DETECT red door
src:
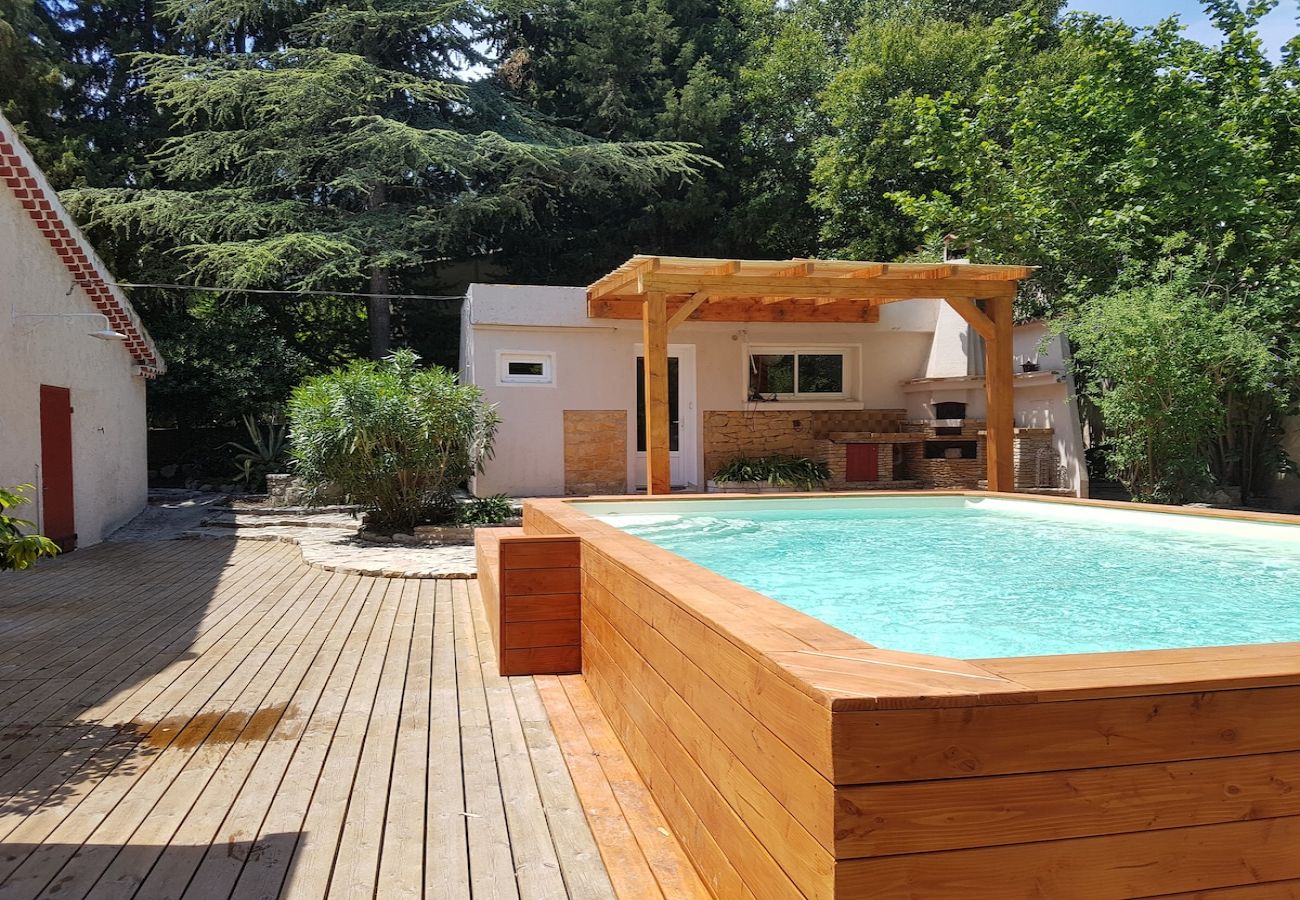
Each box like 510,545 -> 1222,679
845,443 -> 879,482
39,385 -> 76,551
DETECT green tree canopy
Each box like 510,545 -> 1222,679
65,0 -> 712,357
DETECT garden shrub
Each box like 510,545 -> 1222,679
288,350 -> 499,531
1,485 -> 60,571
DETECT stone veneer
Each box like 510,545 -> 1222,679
820,440 -> 900,489
702,409 -> 907,478
1012,427 -> 1060,489
899,420 -> 988,489
563,410 -> 628,496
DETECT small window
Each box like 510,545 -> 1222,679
748,348 -> 847,399
498,351 -> 554,385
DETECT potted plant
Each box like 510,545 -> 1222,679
1021,360 -> 1041,373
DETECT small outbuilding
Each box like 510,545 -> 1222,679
0,113 -> 164,549
461,256 -> 1087,499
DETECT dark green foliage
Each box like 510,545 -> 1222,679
458,494 -> 516,525
63,0 -> 710,358
893,4 -> 1300,499
496,0 -> 745,278
713,455 -> 831,490
147,300 -> 310,429
1,485 -> 60,571
288,350 -> 500,532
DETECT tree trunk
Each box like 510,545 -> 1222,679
367,183 -> 391,359
368,266 -> 391,359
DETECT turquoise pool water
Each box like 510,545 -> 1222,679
578,496 -> 1300,659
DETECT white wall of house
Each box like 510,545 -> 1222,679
1275,416 -> 1300,511
0,163 -> 149,546
463,283 -> 1086,497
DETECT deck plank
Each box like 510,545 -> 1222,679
0,540 -> 621,900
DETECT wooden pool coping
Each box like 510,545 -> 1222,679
524,490 -> 1300,712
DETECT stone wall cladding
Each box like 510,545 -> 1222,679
818,440 -> 897,489
563,410 -> 627,496
702,409 -> 906,479
1013,428 -> 1059,489
900,420 -> 987,489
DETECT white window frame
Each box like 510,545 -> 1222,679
745,345 -> 853,401
496,350 -> 556,387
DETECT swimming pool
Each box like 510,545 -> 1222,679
577,495 -> 1300,658
514,492 -> 1300,898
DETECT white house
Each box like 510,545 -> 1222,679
0,113 -> 163,549
460,280 -> 1087,498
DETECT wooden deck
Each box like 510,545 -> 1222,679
0,539 -> 616,900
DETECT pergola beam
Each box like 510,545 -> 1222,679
666,291 -> 710,331
642,293 -> 672,495
944,298 -> 996,341
590,297 -> 881,324
587,254 -> 1035,496
638,272 -> 1016,302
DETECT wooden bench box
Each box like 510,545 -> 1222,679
476,528 -> 581,676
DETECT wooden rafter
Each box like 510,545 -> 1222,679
944,298 -> 996,341
587,254 -> 1036,496
586,255 -> 1034,302
636,273 -> 1016,303
590,297 -> 881,324
666,291 -> 710,331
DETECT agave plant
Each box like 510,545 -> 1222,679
1,485 -> 60,571
225,415 -> 288,491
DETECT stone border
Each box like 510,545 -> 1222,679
182,519 -> 477,579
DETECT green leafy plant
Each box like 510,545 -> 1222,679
288,350 -> 500,532
1,485 -> 61,571
713,456 -> 830,490
224,415 -> 288,492
457,494 -> 516,526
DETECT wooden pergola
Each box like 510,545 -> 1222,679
586,254 -> 1037,495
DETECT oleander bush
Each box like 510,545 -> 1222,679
288,350 -> 500,532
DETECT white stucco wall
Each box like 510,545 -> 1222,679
463,284 -> 1088,498
910,305 -> 1086,495
0,179 -> 148,546
1274,416 -> 1300,511
464,284 -> 940,496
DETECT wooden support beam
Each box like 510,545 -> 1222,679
666,291 -> 709,331
890,264 -> 958,279
591,297 -> 880,323
983,294 -> 1015,492
588,255 -> 659,301
642,293 -> 671,496
944,298 -> 996,341
844,264 -> 888,278
770,261 -> 812,277
639,272 -> 1016,302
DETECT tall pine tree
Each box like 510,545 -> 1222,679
497,0 -> 750,280
66,0 -> 709,357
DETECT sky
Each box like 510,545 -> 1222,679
1064,0 -> 1298,58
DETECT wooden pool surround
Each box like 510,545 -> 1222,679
498,491 -> 1300,899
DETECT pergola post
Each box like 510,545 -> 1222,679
983,294 -> 1015,492
642,292 -> 671,495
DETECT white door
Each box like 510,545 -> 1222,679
633,344 -> 698,489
